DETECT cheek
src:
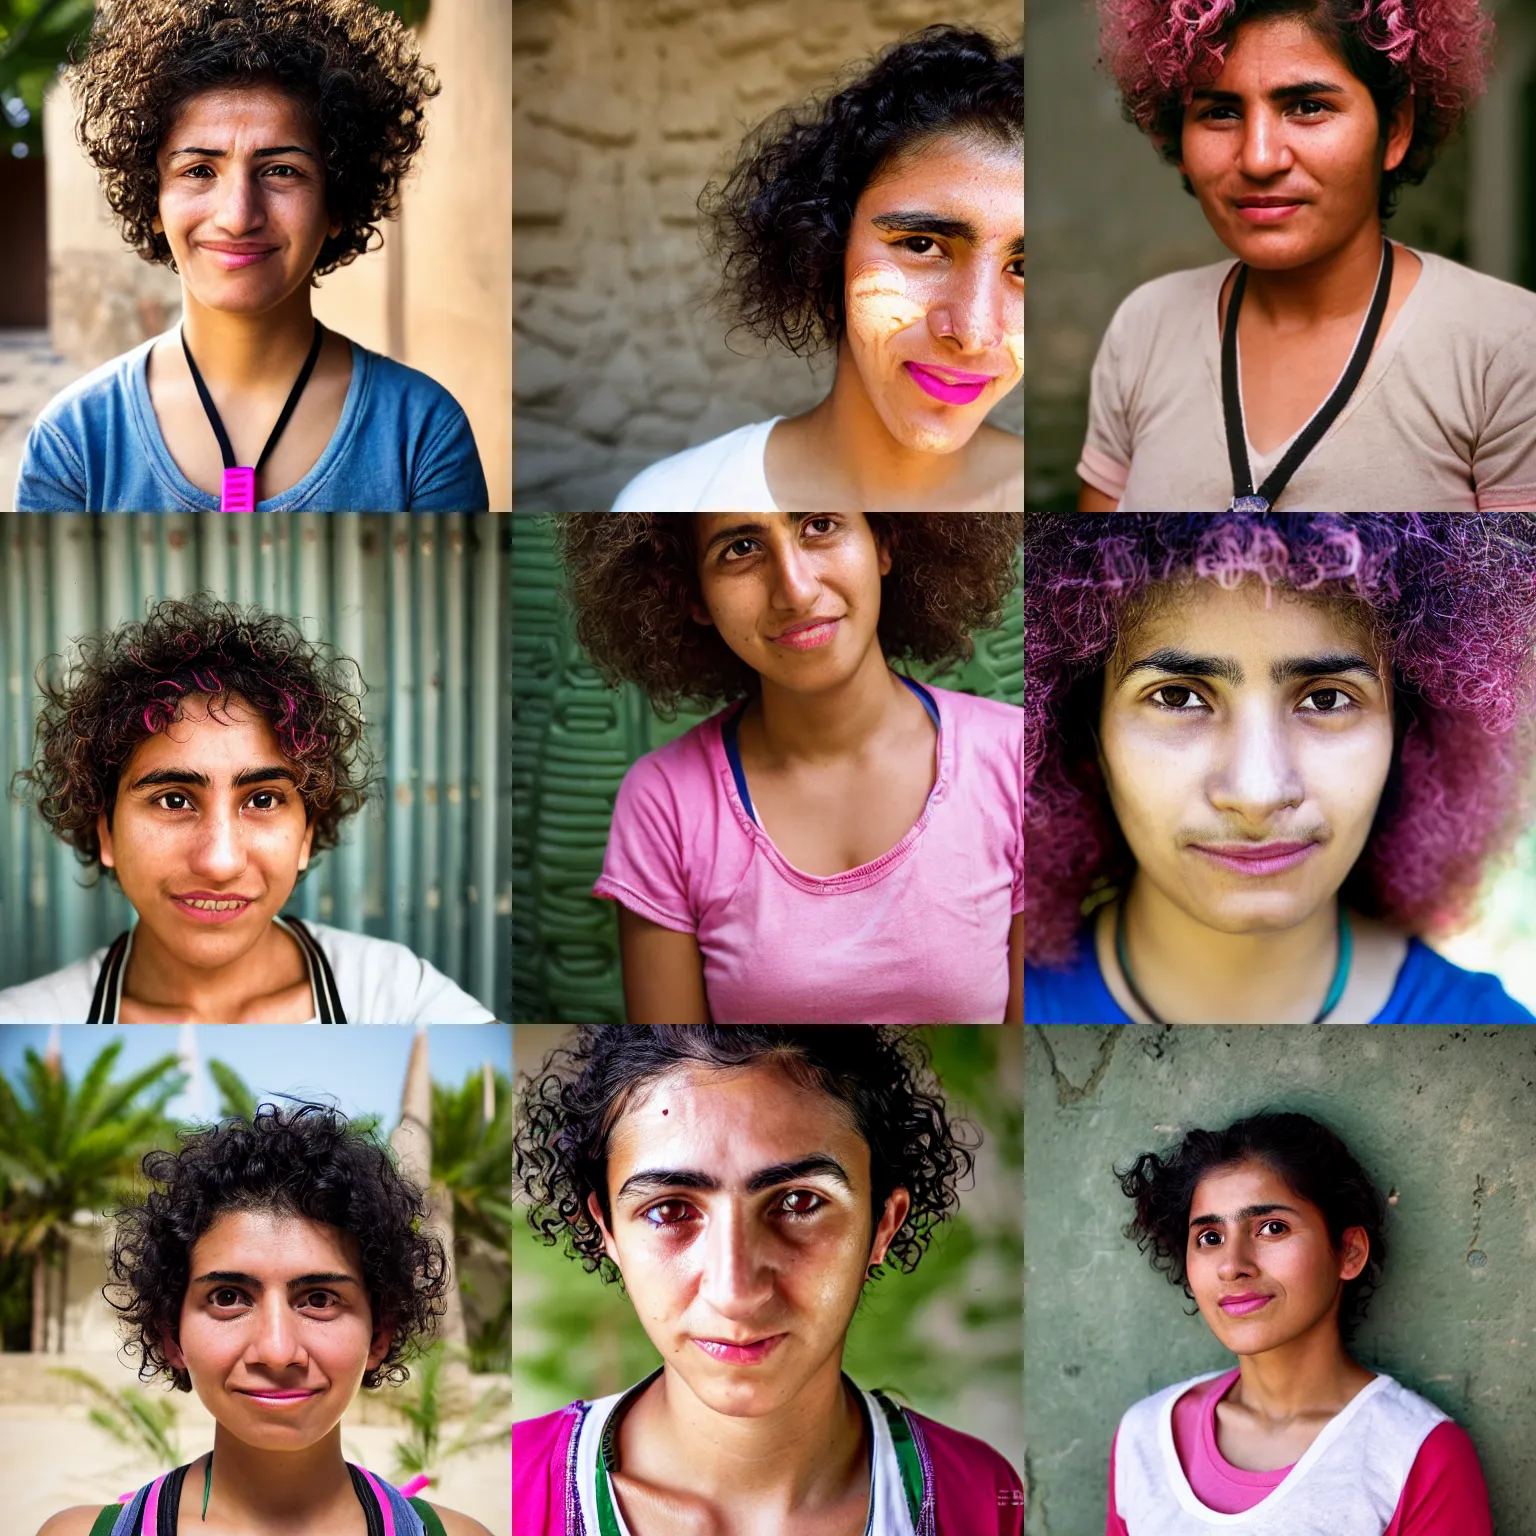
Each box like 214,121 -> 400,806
846,262 -> 926,350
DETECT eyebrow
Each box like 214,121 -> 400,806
192,1269 -> 360,1287
701,515 -> 815,555
1188,1203 -> 1300,1229
126,765 -> 300,793
1120,648 -> 1380,688
872,211 -> 1026,260
168,145 -> 319,161
615,1154 -> 853,1203
1189,80 -> 1346,106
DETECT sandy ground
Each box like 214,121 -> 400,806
0,329 -> 81,511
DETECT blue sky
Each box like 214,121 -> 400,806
0,1024 -> 510,1126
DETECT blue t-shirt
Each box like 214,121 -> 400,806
13,332 -> 489,511
1025,929 -> 1535,1024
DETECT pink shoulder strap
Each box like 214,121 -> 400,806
139,1472 -> 170,1534
514,1404 -> 584,1534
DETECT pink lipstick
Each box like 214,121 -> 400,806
1191,842 -> 1317,877
1218,1294 -> 1274,1317
238,1388 -> 321,1404
772,618 -> 840,650
903,362 -> 991,406
1233,199 -> 1303,226
202,246 -> 277,270
692,1333 -> 786,1365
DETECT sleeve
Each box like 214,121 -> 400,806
591,751 -> 698,933
14,414 -> 89,511
1077,301 -> 1135,503
1105,1428 -> 1131,1536
408,960 -> 498,1023
1383,1421 -> 1492,1536
1472,316 -> 1536,511
410,402 -> 491,511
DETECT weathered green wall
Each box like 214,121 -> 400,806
1024,1025 -> 1536,1535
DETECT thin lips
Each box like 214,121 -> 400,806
202,242 -> 278,253
238,1386 -> 319,1396
1219,1293 -> 1273,1306
174,891 -> 255,901
1194,841 -> 1315,858
909,362 -> 996,385
775,616 -> 840,638
1234,197 -> 1304,208
695,1333 -> 783,1347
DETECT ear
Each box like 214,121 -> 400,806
867,1185 -> 913,1270
1338,1225 -> 1370,1283
1383,95 -> 1414,176
296,819 -> 316,873
689,600 -> 715,628
97,810 -> 116,871
366,1323 -> 394,1374
152,214 -> 164,236
163,1330 -> 187,1372
587,1191 -> 622,1271
872,519 -> 894,580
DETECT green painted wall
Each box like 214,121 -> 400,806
511,517 -> 1023,1024
1024,1024 -> 1536,1535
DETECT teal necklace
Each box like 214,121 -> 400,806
1115,901 -> 1352,1025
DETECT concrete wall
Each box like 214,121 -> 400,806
512,0 -> 1025,512
1024,1024 -> 1536,1535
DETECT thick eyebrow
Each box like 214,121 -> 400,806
872,211 -> 1025,260
1190,80 -> 1346,106
168,145 -> 319,161
1120,648 -> 1379,688
701,515 -> 814,556
616,1155 -> 852,1203
1188,1202 -> 1300,1230
126,765 -> 299,793
192,1269 -> 361,1287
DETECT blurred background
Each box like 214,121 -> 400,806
1024,1024 -> 1536,1534
512,0 -> 1025,511
0,1020 -> 512,1533
0,512 -> 512,1018
511,1023 -> 1023,1474
0,0 -> 512,510
1024,0 -> 1536,508
510,515 -> 1023,1024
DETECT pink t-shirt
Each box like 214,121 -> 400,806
593,681 -> 1023,1024
1105,1368 -> 1492,1535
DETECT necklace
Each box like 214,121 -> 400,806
1114,900 -> 1352,1025
181,319 -> 325,513
1221,239 -> 1392,513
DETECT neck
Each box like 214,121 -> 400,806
1238,219 -> 1387,331
1119,875 -> 1341,1025
181,284 -> 317,391
197,1425 -> 360,1531
1229,1313 -> 1371,1425
125,917 -> 303,1023
753,645 -> 909,765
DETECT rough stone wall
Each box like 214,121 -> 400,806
513,0 -> 1025,512
1025,1025 -> 1536,1534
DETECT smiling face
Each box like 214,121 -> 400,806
1098,578 -> 1395,935
154,82 -> 341,313
591,1062 -> 910,1419
1186,1159 -> 1367,1356
166,1208 -> 389,1448
1177,15 -> 1412,268
841,133 -> 1025,454
97,693 -> 316,970
689,513 -> 892,692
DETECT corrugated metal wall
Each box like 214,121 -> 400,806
0,514 -> 511,1017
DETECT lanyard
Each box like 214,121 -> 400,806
181,319 -> 325,512
1221,239 -> 1393,513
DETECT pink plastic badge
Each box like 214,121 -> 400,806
221,466 -> 256,513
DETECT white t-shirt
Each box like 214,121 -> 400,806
0,918 -> 497,1023
611,418 -> 782,511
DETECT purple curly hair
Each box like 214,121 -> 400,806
1024,514 -> 1536,969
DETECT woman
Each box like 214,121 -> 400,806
35,1102 -> 490,1536
1106,1111 -> 1492,1532
15,0 -> 488,512
1078,0 -> 1536,511
610,25 -> 1023,513
556,512 -> 1024,1025
1023,513 -> 1536,1023
0,595 -> 496,1023
512,1026 -> 1023,1536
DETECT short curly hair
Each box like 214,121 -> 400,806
67,0 -> 440,277
13,593 -> 376,878
554,513 -> 1024,715
1024,514 -> 1536,969
701,24 -> 1023,357
107,1102 -> 449,1391
1117,1110 -> 1388,1339
514,1026 -> 979,1286
1099,0 -> 1492,218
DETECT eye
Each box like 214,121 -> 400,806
1290,98 -> 1331,117
1258,1219 -> 1289,1237
896,236 -> 939,256
804,516 -> 838,537
721,537 -> 760,563
248,789 -> 286,810
210,1286 -> 247,1308
300,1289 -> 340,1309
155,791 -> 193,811
1007,257 -> 1025,280
1148,684 -> 1209,712
641,1199 -> 696,1227
1194,1229 -> 1221,1247
1298,687 -> 1353,714
778,1189 -> 827,1219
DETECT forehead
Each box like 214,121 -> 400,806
119,694 -> 290,780
1188,1158 -> 1308,1216
161,83 -> 317,149
1214,14 -> 1356,85
861,135 -> 1024,229
188,1207 -> 361,1274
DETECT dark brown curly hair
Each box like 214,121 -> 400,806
554,513 -> 1024,715
67,0 -> 440,278
13,593 -> 376,879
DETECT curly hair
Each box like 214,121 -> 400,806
514,1026 -> 979,1286
554,513 -> 1024,715
1024,514 -> 1536,969
700,24 -> 1023,357
67,0 -> 440,277
1099,0 -> 1491,218
13,592 -> 376,877
107,1102 -> 449,1391
1117,1110 -> 1388,1339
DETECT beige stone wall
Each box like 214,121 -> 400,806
513,0 -> 1026,511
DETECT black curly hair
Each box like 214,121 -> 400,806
107,1102 -> 449,1391
13,592 -> 376,880
701,24 -> 1023,357
514,1026 -> 979,1286
67,0 -> 440,278
553,512 -> 1024,716
1117,1110 -> 1388,1340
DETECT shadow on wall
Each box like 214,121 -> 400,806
512,0 -> 1025,513
1023,1024 -> 1536,1534
510,517 -> 1022,1023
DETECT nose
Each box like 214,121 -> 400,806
1208,704 -> 1304,824
186,803 -> 250,882
697,1203 -> 776,1321
213,168 -> 267,237
768,532 -> 822,612
246,1295 -> 308,1373
927,262 -> 1010,357
1237,107 -> 1295,181
1217,1232 -> 1257,1281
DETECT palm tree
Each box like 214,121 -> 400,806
205,1059 -> 381,1138
47,1366 -> 181,1465
388,1341 -> 511,1487
0,1040 -> 184,1353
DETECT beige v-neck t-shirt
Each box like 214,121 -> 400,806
1078,250 -> 1536,511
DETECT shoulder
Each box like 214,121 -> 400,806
353,344 -> 475,425
1377,939 -> 1536,1024
1109,261 -> 1231,331
34,1507 -> 112,1536
419,1504 -> 495,1536
618,712 -> 731,797
0,952 -> 108,1023
28,342 -> 149,439
1023,923 -> 1129,1024
1117,1372 -> 1222,1436
1414,251 -> 1536,325
905,1407 -> 1022,1490
611,419 -> 779,511
926,683 -> 1022,735
296,921 -> 496,1023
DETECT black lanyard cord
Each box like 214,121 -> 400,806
1222,239 -> 1393,513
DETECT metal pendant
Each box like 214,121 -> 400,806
1227,495 -> 1270,513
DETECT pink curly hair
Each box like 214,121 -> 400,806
1024,514 -> 1536,969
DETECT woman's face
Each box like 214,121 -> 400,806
167,1208 -> 390,1448
690,513 -> 892,690
1185,1159 -> 1367,1355
1098,578 -> 1395,936
97,693 -> 316,970
1177,15 -> 1412,269
592,1062 -> 910,1420
841,134 -> 1025,454
154,83 -> 341,314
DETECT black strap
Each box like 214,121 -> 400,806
347,1464 -> 389,1536
181,320 -> 325,474
1221,240 -> 1393,512
157,1462 -> 191,1536
148,1461 -> 379,1534
86,931 -> 132,1023
283,916 -> 348,1023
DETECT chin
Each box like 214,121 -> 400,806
879,405 -> 980,456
